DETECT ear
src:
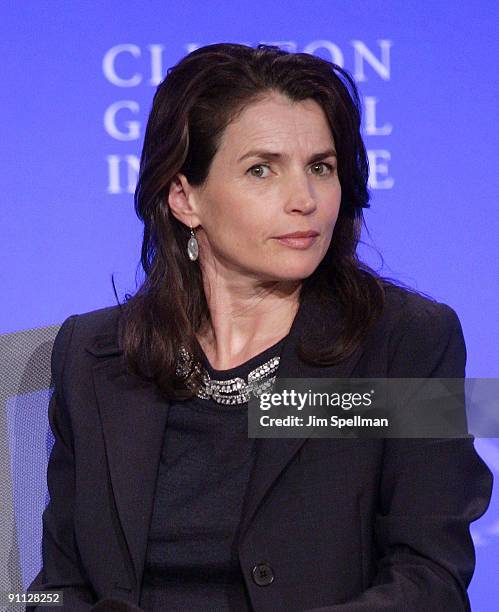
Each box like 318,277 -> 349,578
167,173 -> 201,228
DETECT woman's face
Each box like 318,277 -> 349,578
185,92 -> 342,284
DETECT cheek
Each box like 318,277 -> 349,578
201,196 -> 269,251
211,192 -> 269,232
329,206 -> 341,229
320,193 -> 341,229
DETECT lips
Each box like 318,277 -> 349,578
273,232 -> 319,250
274,230 -> 319,239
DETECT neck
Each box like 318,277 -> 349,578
196,277 -> 302,371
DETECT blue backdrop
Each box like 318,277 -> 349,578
2,1 -> 498,608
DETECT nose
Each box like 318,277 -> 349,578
284,173 -> 317,215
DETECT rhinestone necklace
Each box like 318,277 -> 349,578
176,346 -> 281,405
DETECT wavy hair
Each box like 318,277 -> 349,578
119,42 -> 397,399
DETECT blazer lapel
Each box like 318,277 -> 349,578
237,290 -> 367,543
88,335 -> 170,590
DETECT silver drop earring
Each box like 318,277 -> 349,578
187,222 -> 199,261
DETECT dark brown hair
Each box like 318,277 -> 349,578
119,42 -> 398,399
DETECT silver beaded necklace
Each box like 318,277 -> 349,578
176,346 -> 281,405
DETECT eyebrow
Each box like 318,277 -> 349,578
237,148 -> 337,164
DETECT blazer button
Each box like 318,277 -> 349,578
252,562 -> 274,586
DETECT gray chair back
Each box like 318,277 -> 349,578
0,324 -> 60,602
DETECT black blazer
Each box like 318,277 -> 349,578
27,284 -> 493,611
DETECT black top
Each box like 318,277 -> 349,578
140,335 -> 288,611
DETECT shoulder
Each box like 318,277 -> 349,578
67,304 -> 121,334
51,305 -> 122,383
54,304 -> 121,350
380,281 -> 462,332
375,282 -> 466,377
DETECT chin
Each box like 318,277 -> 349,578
266,261 -> 321,282
287,255 -> 322,275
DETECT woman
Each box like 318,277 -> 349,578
28,43 -> 492,611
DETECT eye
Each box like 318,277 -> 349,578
247,164 -> 271,178
310,162 -> 335,176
